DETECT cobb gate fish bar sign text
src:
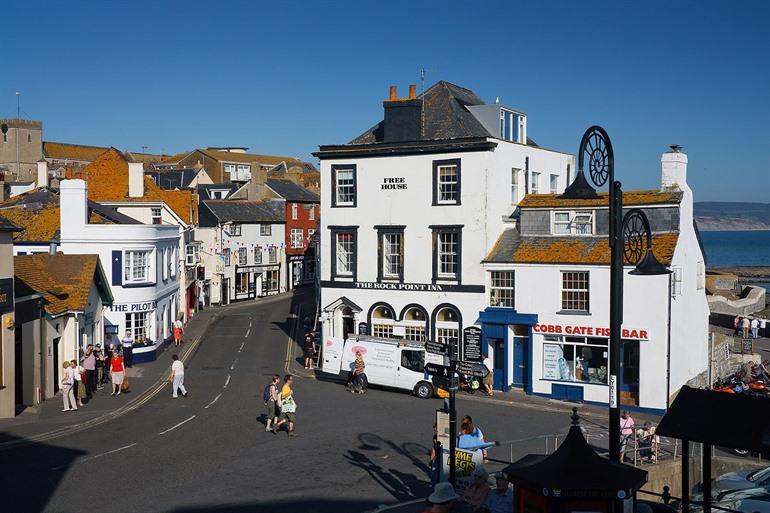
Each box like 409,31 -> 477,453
381,177 -> 407,190
532,323 -> 649,340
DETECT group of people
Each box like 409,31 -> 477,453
60,336 -> 131,411
263,374 -> 298,436
619,410 -> 658,463
733,315 -> 767,339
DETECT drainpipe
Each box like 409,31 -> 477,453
666,274 -> 672,409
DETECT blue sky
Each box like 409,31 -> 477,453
2,0 -> 768,202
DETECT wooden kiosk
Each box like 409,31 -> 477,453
504,408 -> 648,513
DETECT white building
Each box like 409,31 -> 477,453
315,81 -> 575,362
480,148 -> 708,411
59,179 -> 181,363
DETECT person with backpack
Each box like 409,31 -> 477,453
264,374 -> 280,432
273,375 -> 297,437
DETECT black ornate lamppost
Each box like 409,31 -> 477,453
562,126 -> 672,463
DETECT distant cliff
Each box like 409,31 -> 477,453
694,201 -> 770,231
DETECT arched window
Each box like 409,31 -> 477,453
371,305 -> 395,338
401,306 -> 427,342
434,306 -> 460,349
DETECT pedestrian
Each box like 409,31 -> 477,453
482,354 -> 494,396
751,318 -> 759,339
463,466 -> 491,507
61,361 -> 77,411
742,317 -> 751,339
169,354 -> 188,398
760,317 -> 767,338
102,344 -> 114,386
422,482 -> 459,513
83,344 -> 97,397
274,374 -> 297,436
264,374 -> 280,432
121,330 -> 134,368
485,473 -> 513,513
619,410 -> 635,462
351,351 -> 366,393
110,350 -> 125,396
303,335 -> 315,369
94,343 -> 106,389
734,315 -> 741,336
173,317 -> 184,347
429,423 -> 440,485
71,360 -> 86,407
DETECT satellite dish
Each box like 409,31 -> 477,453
1,124 -> 7,134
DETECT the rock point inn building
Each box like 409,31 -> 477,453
317,81 -> 709,411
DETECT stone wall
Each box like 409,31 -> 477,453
685,331 -> 759,389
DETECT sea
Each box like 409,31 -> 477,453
700,230 -> 770,290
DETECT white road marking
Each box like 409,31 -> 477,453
238,342 -> 244,353
50,443 -> 137,470
230,359 -> 237,370
159,415 -> 196,435
204,393 -> 222,409
245,328 -> 250,338
224,374 -> 231,388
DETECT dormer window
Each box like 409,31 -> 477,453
151,207 -> 162,225
553,211 -> 594,235
499,109 -> 526,143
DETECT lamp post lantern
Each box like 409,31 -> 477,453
562,126 -> 671,463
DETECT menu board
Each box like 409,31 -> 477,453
543,343 -> 562,380
462,326 -> 483,362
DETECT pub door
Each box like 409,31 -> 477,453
513,336 -> 529,388
489,338 -> 505,390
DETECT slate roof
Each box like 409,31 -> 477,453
82,148 -> 197,224
197,183 -> 240,199
0,214 -> 21,232
14,254 -> 113,315
44,141 -> 170,164
201,199 -> 285,224
266,179 -> 319,202
147,169 -> 199,190
198,149 -> 303,167
519,190 -> 683,209
0,187 -> 139,242
484,228 -> 679,266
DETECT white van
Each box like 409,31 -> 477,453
321,335 -> 438,399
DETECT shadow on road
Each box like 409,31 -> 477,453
0,433 -> 87,511
344,432 -> 432,503
168,498 -> 384,513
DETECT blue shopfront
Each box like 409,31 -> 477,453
478,308 -> 537,393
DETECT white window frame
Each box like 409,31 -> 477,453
185,244 -> 200,267
671,265 -> 683,297
511,168 -> 521,205
489,270 -> 515,307
382,232 -> 402,279
228,223 -> 242,236
123,249 -> 153,284
550,174 -> 559,194
437,231 -> 458,279
291,203 -> 298,220
308,205 -> 315,221
237,247 -> 247,266
335,169 -> 356,206
437,165 -> 458,204
151,207 -> 162,225
223,248 -> 231,267
170,246 -> 177,277
561,271 -> 590,313
236,164 -> 250,181
260,224 -> 272,236
268,246 -> 277,264
697,261 -> 705,290
372,324 -> 394,338
125,311 -> 151,344
335,233 -> 354,276
552,211 -> 595,236
162,248 -> 169,281
254,247 -> 263,264
403,325 -> 426,342
291,228 -> 304,249
224,163 -> 236,177
530,171 -> 540,194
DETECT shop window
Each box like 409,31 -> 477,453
404,325 -> 426,342
561,271 -> 589,312
263,270 -> 279,292
238,247 -> 247,265
372,324 -> 394,338
125,311 -> 150,344
123,249 -> 152,283
236,272 -> 249,294
489,271 -> 514,307
268,246 -> 277,264
542,335 -> 608,384
254,248 -> 263,264
372,305 -> 395,338
401,349 -> 424,372
433,159 -> 461,205
332,166 -> 356,207
260,224 -> 272,236
435,306 -> 460,350
401,307 -> 427,341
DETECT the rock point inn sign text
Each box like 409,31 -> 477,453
321,280 -> 484,293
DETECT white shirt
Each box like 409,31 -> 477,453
751,319 -> 759,329
73,366 -> 83,381
122,336 -> 134,347
760,319 -> 767,328
483,357 -> 492,371
63,367 -> 74,385
171,360 -> 184,376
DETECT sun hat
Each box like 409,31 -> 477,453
427,482 -> 459,504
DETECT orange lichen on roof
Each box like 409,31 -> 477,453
0,201 -> 118,242
518,190 -> 682,209
14,254 -> 101,315
508,233 -> 679,265
83,148 -> 197,223
43,141 -> 110,161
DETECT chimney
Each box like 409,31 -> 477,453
661,145 -> 688,190
37,160 -> 48,188
287,166 -> 303,185
248,167 -> 268,200
383,84 -> 422,142
0,181 -> 5,202
59,179 -> 88,238
128,162 -> 144,198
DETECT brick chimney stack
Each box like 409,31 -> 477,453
389,85 -> 398,101
408,84 -> 417,99
128,162 -> 144,198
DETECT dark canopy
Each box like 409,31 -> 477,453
656,386 -> 770,453
504,414 -> 648,499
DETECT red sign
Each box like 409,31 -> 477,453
532,323 -> 649,340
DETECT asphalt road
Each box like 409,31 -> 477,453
0,289 -> 586,513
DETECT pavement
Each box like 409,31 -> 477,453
0,288 -> 659,513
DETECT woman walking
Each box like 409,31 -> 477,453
110,350 -> 125,396
71,360 -> 86,407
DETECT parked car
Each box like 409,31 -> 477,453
713,466 -> 770,496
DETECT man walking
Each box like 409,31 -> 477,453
61,361 -> 77,411
742,317 -> 751,339
264,374 -> 280,432
751,318 -> 759,339
169,354 -> 188,398
122,330 -> 134,368
83,344 -> 97,397
274,374 -> 297,436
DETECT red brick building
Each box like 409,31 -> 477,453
265,179 -> 319,289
